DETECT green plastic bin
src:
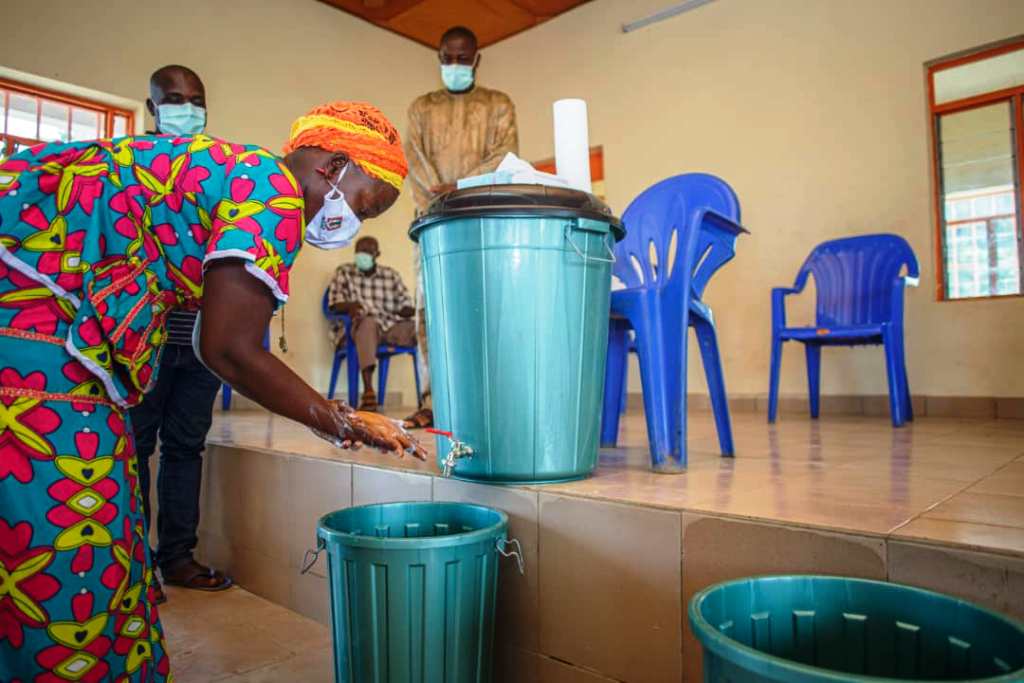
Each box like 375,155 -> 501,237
313,502 -> 520,683
410,185 -> 624,484
689,575 -> 1024,682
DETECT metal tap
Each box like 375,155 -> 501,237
427,429 -> 473,478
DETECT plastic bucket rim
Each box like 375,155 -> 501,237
687,574 -> 1024,683
316,501 -> 509,551
409,212 -> 625,243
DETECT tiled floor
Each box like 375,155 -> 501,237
207,408 -> 1024,555
159,586 -> 333,682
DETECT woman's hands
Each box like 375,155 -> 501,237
346,410 -> 428,460
323,401 -> 426,460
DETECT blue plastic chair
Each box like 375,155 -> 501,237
768,234 -> 919,427
221,327 -> 270,410
601,173 -> 748,472
322,290 -> 421,407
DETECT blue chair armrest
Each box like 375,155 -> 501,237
889,275 -> 918,326
771,286 -> 801,331
702,209 -> 750,239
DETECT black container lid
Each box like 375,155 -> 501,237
409,184 -> 623,240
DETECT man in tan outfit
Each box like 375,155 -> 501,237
404,25 -> 519,428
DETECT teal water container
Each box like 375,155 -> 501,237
410,185 -> 624,484
312,502 -> 522,683
689,575 -> 1024,682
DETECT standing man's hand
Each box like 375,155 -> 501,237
429,182 -> 457,196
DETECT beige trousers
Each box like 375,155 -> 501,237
351,316 -> 416,372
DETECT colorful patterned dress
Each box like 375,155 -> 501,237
0,134 -> 304,682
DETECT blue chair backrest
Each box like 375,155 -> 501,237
322,288 -> 351,334
794,234 -> 919,327
615,173 -> 742,300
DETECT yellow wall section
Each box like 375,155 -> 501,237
2,0 -> 1022,400
482,0 -> 1024,398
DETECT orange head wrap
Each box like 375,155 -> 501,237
284,101 -> 408,192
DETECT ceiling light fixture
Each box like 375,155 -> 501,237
622,0 -> 717,33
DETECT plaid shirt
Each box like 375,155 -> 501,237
327,263 -> 413,344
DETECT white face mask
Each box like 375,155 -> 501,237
305,164 -> 362,250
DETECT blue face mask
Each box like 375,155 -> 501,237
157,103 -> 206,136
441,64 -> 474,92
354,252 -> 375,272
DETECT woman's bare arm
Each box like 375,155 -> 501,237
199,259 -> 424,457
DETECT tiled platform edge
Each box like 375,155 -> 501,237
196,445 -> 1024,683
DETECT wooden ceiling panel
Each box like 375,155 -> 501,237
318,0 -> 591,48
509,0 -> 588,20
386,0 -> 534,48
322,0 -> 423,21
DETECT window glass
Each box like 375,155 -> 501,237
70,107 -> 100,141
7,93 -> 37,138
938,101 -> 1020,298
39,99 -> 69,142
934,47 -> 1024,105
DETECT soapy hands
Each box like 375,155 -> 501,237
309,401 -> 427,460
345,409 -> 428,460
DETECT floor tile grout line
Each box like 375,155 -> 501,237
533,488 -> 542,659
884,473 -> 986,538
894,516 -> 1024,533
679,508 -> 686,679
884,535 -> 1024,562
528,487 -> 900,539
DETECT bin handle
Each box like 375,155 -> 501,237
496,537 -> 525,575
564,225 -> 616,264
304,538 -> 522,575
300,539 -> 325,575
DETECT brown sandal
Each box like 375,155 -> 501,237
161,558 -> 233,592
402,408 -> 433,429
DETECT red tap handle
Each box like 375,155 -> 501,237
426,428 -> 453,438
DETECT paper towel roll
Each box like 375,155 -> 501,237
553,99 -> 592,193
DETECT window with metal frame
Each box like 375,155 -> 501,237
928,37 -> 1024,301
0,78 -> 134,158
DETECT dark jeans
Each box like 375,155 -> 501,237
129,343 -> 220,570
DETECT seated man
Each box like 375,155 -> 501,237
329,236 -> 416,411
